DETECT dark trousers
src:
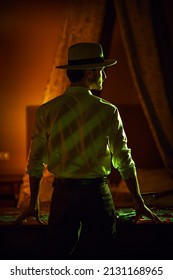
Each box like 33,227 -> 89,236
48,177 -> 116,259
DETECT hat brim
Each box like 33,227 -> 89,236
56,59 -> 117,70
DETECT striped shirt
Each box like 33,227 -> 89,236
27,86 -> 136,179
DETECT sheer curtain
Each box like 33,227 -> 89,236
114,0 -> 173,175
18,0 -> 106,207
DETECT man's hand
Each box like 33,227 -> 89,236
14,206 -> 43,225
124,176 -> 162,224
133,203 -> 162,224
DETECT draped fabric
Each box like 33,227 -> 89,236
18,0 -> 106,207
42,0 -> 106,103
114,0 -> 173,174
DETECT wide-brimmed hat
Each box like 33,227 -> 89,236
56,42 -> 117,70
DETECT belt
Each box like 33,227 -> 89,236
53,176 -> 107,186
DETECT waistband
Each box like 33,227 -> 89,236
53,176 -> 107,187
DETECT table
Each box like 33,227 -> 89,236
0,206 -> 172,260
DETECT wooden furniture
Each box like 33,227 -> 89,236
0,174 -> 23,207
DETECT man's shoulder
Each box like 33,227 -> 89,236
93,95 -> 117,112
37,94 -> 65,112
42,94 -> 64,106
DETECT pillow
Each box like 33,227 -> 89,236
113,168 -> 173,194
137,168 -> 173,193
111,168 -> 173,207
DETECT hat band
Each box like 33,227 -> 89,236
68,57 -> 104,66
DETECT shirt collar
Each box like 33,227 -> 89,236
64,86 -> 93,96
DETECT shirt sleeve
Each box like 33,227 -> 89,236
108,107 -> 136,180
27,106 -> 48,178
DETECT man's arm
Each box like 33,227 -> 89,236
29,176 -> 41,209
15,176 -> 43,224
110,108 -> 162,223
125,176 -> 144,206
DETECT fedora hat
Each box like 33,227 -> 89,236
56,42 -> 117,70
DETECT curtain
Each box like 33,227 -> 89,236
17,0 -> 106,207
114,0 -> 173,175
